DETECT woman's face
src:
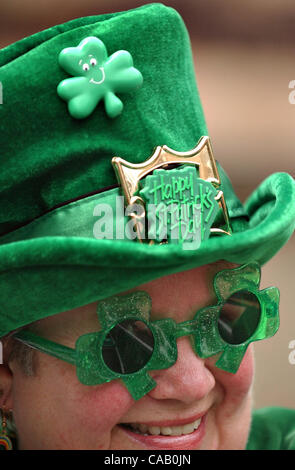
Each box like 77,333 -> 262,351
6,262 -> 254,450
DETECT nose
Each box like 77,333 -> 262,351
148,336 -> 215,404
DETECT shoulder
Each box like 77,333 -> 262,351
246,407 -> 295,450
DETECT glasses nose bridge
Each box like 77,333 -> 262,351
174,318 -> 199,339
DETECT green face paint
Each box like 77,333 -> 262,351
14,263 -> 279,400
57,36 -> 143,119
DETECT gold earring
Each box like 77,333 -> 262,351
0,407 -> 13,450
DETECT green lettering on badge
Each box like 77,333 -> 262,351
139,166 -> 219,247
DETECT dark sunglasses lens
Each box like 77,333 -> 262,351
102,319 -> 155,374
218,290 -> 261,345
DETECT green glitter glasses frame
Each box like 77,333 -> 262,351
13,263 -> 280,400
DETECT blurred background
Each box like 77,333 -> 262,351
1,0 -> 294,409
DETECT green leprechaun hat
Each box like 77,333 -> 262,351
0,3 -> 294,337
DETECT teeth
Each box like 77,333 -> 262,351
125,418 -> 201,436
161,427 -> 172,436
139,424 -> 148,434
149,426 -> 161,436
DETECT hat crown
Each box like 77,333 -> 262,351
0,3 -> 207,236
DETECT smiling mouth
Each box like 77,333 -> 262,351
120,417 -> 202,436
89,67 -> 105,85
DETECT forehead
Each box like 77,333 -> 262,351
34,261 -> 235,336
128,261 -> 235,323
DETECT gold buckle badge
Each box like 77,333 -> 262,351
112,136 -> 231,245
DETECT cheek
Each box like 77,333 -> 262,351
17,355 -> 136,449
43,354 -> 135,430
206,346 -> 255,406
204,346 -> 254,449
71,380 -> 134,433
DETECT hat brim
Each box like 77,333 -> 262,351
0,172 -> 294,337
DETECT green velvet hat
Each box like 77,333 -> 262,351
0,3 -> 294,337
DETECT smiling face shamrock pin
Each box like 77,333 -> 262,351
57,37 -> 143,119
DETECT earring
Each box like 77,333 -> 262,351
0,407 -> 13,450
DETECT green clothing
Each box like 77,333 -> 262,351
247,407 -> 295,450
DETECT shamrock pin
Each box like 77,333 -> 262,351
57,36 -> 143,119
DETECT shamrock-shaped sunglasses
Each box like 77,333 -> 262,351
13,263 -> 279,400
